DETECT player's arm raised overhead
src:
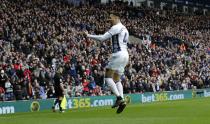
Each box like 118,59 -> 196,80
85,31 -> 112,42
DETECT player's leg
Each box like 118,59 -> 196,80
113,73 -> 124,99
105,68 -> 121,97
105,53 -> 122,98
113,69 -> 126,114
106,52 -> 128,113
111,72 -> 124,108
115,52 -> 129,113
52,97 -> 59,112
58,96 -> 64,113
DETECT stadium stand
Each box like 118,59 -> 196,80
0,0 -> 209,101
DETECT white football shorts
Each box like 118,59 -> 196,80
106,51 -> 129,75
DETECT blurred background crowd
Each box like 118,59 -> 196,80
0,0 -> 209,101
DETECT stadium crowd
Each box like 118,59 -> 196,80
0,0 -> 209,101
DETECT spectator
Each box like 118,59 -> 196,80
0,70 -> 8,91
4,79 -> 14,101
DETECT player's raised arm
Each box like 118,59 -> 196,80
85,31 -> 112,42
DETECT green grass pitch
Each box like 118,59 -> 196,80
1,97 -> 210,124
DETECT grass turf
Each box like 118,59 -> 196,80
0,97 -> 210,124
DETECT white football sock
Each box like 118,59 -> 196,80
116,81 -> 124,99
105,78 -> 120,96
